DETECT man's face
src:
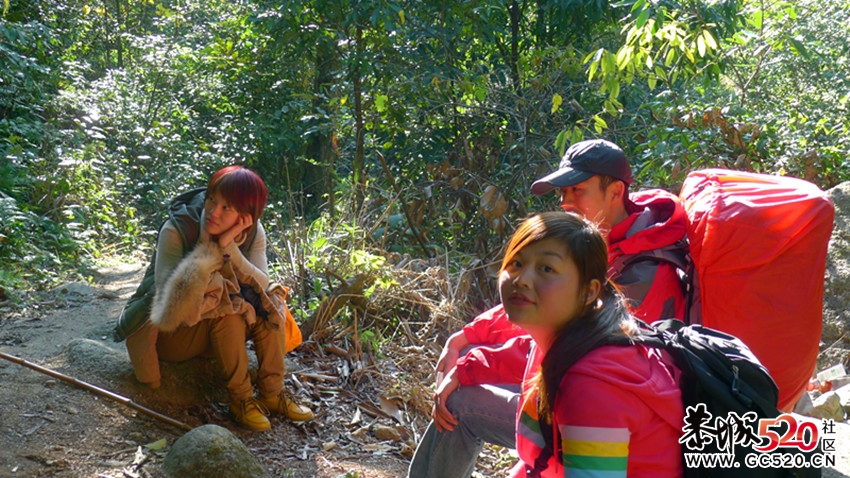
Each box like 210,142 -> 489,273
558,175 -> 619,227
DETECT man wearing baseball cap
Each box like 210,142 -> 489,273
408,139 -> 689,478
531,139 -> 633,231
531,138 -> 688,321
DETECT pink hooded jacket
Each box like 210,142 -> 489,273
512,344 -> 684,477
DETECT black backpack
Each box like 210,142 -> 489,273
611,319 -> 820,478
530,319 -> 820,478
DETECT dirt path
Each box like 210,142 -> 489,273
0,261 -> 419,478
1,261 -> 849,478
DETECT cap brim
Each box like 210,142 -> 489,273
531,168 -> 595,195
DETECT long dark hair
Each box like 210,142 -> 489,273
500,212 -> 635,424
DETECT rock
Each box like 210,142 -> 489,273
794,391 -> 814,416
64,338 -> 133,380
836,383 -> 850,416
58,282 -> 94,296
63,338 -> 224,408
821,183 -> 850,371
163,424 -> 270,478
809,391 -> 847,422
818,350 -> 850,379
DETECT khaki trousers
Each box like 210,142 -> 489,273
156,315 -> 285,401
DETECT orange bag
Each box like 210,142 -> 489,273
282,297 -> 303,354
680,169 -> 834,411
267,284 -> 303,353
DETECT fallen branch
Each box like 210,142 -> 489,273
298,372 -> 339,382
0,351 -> 192,432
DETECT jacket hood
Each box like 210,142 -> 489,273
611,189 -> 688,257
565,344 -> 684,433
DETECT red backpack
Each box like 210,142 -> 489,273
679,169 -> 834,411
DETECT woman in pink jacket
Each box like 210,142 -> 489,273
499,211 -> 684,477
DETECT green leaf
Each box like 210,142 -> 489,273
606,77 -> 620,100
588,60 -> 599,82
144,439 -> 167,451
785,6 -> 797,20
747,10 -> 763,29
585,49 -> 604,81
602,51 -> 617,74
554,129 -> 569,156
665,48 -> 676,67
593,115 -> 608,133
786,35 -> 810,59
570,127 -> 584,145
616,45 -> 633,70
630,0 -> 646,15
375,94 -> 389,113
551,93 -> 563,114
702,30 -> 717,50
474,86 -> 486,102
636,6 -> 651,29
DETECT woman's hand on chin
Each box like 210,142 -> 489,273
217,213 -> 252,248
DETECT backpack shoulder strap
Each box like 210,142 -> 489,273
603,318 -> 680,349
167,187 -> 206,255
609,241 -> 701,325
609,239 -> 691,280
115,188 -> 205,341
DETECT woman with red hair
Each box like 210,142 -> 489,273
117,165 -> 311,431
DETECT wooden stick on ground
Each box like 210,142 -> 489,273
0,351 -> 192,432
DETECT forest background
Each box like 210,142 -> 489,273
2,0 -> 849,347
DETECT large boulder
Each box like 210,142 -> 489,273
163,424 -> 270,478
821,182 -> 850,371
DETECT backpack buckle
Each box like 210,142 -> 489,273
730,364 -> 755,408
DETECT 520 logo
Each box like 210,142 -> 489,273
753,414 -> 821,452
680,403 -> 837,469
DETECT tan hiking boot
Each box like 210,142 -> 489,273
230,397 -> 271,431
258,392 -> 314,422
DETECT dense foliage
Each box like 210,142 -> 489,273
2,0 -> 848,320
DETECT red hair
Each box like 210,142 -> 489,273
206,166 -> 268,222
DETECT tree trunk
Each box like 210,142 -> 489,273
114,0 -> 124,67
508,0 -> 521,94
304,37 -> 337,214
352,21 -> 365,212
534,0 -> 548,46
